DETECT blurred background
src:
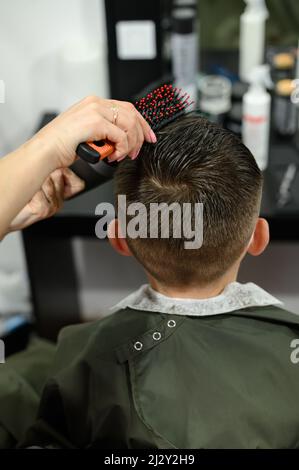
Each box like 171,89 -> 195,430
0,0 -> 299,345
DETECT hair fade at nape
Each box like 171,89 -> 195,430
115,115 -> 263,287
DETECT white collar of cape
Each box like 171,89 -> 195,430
111,282 -> 283,317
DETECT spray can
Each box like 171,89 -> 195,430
242,65 -> 272,171
171,7 -> 198,107
239,0 -> 269,83
274,79 -> 298,138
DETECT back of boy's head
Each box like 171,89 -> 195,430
115,115 -> 263,287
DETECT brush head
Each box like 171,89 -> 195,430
135,84 -> 194,131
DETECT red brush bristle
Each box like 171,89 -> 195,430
135,84 -> 194,131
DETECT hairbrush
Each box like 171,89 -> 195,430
76,84 -> 193,164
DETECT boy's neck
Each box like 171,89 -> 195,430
147,265 -> 239,300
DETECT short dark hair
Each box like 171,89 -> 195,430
115,115 -> 263,287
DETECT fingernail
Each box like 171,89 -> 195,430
129,150 -> 137,160
149,130 -> 157,144
117,155 -> 126,162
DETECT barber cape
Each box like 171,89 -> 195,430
14,283 -> 299,448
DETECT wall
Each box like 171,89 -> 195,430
0,0 -> 108,316
0,0 -> 107,156
0,0 -> 298,320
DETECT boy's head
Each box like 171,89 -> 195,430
110,115 -> 268,288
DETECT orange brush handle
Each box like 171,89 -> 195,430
76,140 -> 115,164
87,141 -> 115,160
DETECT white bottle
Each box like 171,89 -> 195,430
242,65 -> 272,171
239,0 -> 269,83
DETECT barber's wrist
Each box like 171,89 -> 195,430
23,134 -> 60,173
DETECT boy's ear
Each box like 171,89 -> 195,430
108,219 -> 132,257
247,218 -> 270,257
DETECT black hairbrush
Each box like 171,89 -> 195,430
76,84 -> 193,164
135,84 -> 194,132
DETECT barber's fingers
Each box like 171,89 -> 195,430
78,97 -> 156,158
28,186 -> 56,220
34,95 -> 158,169
92,117 -> 130,161
43,169 -> 85,202
136,110 -> 156,144
110,100 -> 154,156
117,100 -> 155,145
84,100 -> 146,159
40,175 -> 61,216
109,109 -> 138,159
78,96 -> 155,143
48,170 -> 65,208
115,108 -> 145,160
61,168 -> 85,199
27,170 -> 84,222
128,120 -> 144,161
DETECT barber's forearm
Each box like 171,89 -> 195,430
0,136 -> 57,239
0,96 -> 155,240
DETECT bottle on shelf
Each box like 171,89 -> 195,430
239,0 -> 269,83
242,65 -> 272,171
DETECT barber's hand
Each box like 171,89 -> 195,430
33,96 -> 156,168
8,169 -> 85,233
